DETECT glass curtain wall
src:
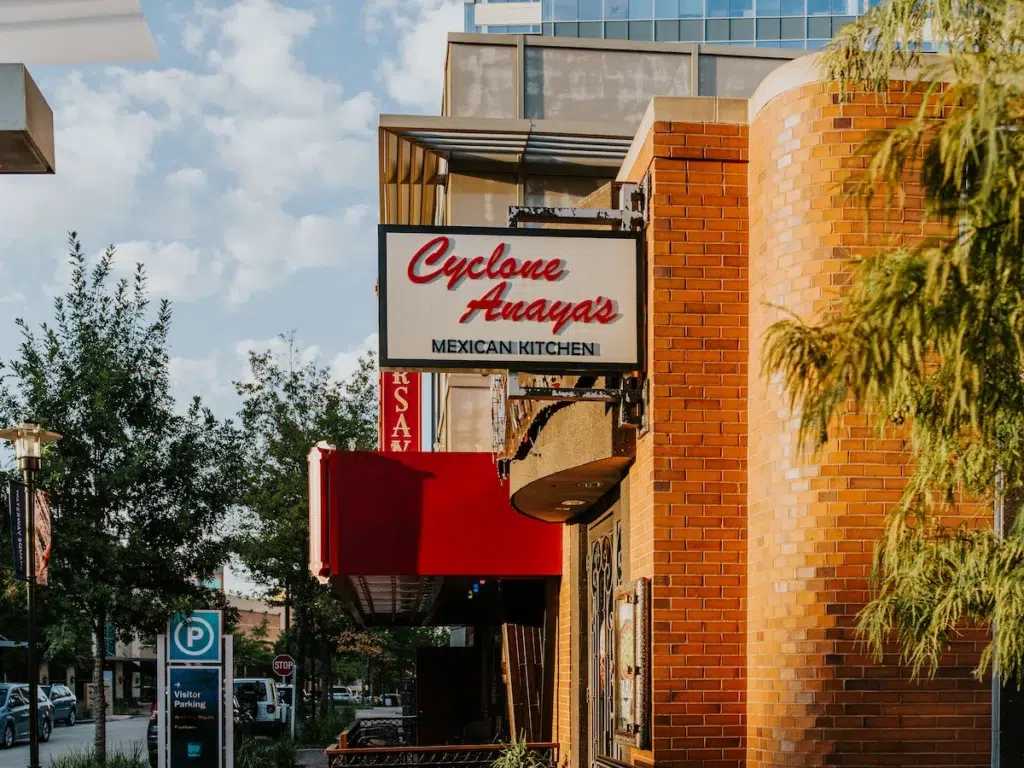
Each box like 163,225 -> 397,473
465,0 -> 891,48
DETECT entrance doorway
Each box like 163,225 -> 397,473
585,486 -> 627,767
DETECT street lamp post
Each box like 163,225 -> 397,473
0,422 -> 61,768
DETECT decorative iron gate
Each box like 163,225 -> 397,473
588,519 -> 623,766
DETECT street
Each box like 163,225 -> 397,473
0,719 -> 148,768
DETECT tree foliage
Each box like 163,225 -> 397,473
0,235 -> 241,757
762,1 -> 1024,681
234,336 -> 376,712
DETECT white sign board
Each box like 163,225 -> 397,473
379,226 -> 643,372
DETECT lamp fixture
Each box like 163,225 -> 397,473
561,499 -> 587,507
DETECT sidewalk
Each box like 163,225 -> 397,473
296,748 -> 328,768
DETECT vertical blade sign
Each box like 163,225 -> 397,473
379,373 -> 421,452
8,480 -> 26,581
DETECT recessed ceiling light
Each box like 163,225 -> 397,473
561,499 -> 587,506
577,481 -> 603,489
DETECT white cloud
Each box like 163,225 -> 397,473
166,168 -> 207,188
169,355 -> 232,404
26,0 -> 379,306
371,0 -> 464,111
331,332 -> 378,382
0,72 -> 167,252
112,240 -> 226,301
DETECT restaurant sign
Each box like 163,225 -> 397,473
379,226 -> 643,373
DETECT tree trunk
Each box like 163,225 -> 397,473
93,616 -> 107,762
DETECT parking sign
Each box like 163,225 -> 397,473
168,611 -> 222,663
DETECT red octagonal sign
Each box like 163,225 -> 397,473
273,654 -> 295,677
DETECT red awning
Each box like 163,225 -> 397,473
310,449 -> 561,579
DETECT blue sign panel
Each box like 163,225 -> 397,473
169,666 -> 221,768
169,611 -> 222,664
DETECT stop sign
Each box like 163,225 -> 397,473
273,654 -> 295,677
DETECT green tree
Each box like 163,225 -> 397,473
0,235 -> 241,759
763,3 -> 1024,681
235,336 -> 376,720
233,617 -> 275,677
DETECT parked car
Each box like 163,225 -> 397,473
147,697 -> 250,768
330,687 -> 358,704
233,679 -> 286,736
41,684 -> 77,726
0,684 -> 53,748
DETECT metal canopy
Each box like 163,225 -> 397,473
0,0 -> 156,65
378,114 -> 635,226
344,575 -> 444,627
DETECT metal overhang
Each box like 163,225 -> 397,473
378,114 -> 635,226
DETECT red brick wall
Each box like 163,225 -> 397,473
625,119 -> 751,768
747,81 -> 990,768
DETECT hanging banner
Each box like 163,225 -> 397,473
169,666 -> 222,768
8,480 -> 25,581
379,372 -> 421,452
379,225 -> 644,373
34,489 -> 51,587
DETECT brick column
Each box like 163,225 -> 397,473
747,79 -> 990,767
642,119 -> 750,768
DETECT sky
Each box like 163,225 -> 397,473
0,0 -> 466,594
0,0 -> 463,414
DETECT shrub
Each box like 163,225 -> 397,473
235,736 -> 297,768
50,744 -> 148,768
297,708 -> 355,746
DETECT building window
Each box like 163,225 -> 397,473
464,1 -> 475,33
680,18 -> 703,38
605,0 -> 629,18
730,17 -> 754,37
606,19 -> 629,36
781,0 -> 804,14
629,19 -> 654,36
629,0 -> 653,17
554,0 -> 579,20
756,16 -> 781,38
779,16 -> 804,37
579,19 -> 604,35
806,15 -> 830,35
655,18 -> 679,38
554,21 -> 580,34
579,0 -> 603,19
706,17 -> 729,38
832,14 -> 855,32
654,0 -> 677,15
731,0 -> 754,16
707,0 -> 728,17
679,0 -> 703,14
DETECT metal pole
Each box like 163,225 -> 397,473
290,666 -> 296,741
224,636 -> 233,768
156,635 -> 166,768
23,460 -> 39,768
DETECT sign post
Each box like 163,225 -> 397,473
272,655 -> 297,741
158,610 -> 229,768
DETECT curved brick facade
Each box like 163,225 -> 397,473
747,80 -> 990,767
